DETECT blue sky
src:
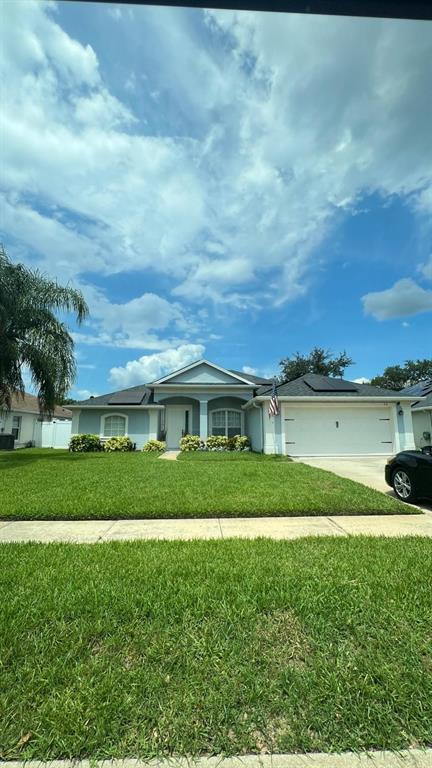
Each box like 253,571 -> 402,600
1,1 -> 431,398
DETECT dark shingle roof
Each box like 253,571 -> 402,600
256,373 -> 403,398
229,369 -> 273,385
400,379 -> 432,397
77,384 -> 153,406
413,392 -> 432,410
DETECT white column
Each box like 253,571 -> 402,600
401,404 -> 415,450
391,404 -> 401,453
199,400 -> 208,441
148,410 -> 158,440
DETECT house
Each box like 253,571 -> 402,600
69,359 -> 420,456
0,392 -> 72,448
400,379 -> 432,450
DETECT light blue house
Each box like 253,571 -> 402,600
69,359 -> 419,456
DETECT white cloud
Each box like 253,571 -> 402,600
109,344 -> 205,388
72,285 -> 199,350
419,255 -> 432,281
75,389 -> 99,400
362,278 -> 432,320
1,1 -> 431,318
353,377 -> 371,384
242,365 -> 257,376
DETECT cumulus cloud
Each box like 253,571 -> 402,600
75,388 -> 99,400
362,278 -> 432,320
242,365 -> 257,376
71,285 -> 199,350
353,377 -> 371,384
109,344 -> 205,388
419,256 -> 432,281
1,0 -> 431,319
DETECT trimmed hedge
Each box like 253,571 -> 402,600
179,434 -> 205,452
180,434 -> 251,452
69,434 -> 102,452
143,439 -> 166,453
104,436 -> 133,452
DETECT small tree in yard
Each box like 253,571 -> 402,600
0,247 -> 88,415
278,346 -> 354,383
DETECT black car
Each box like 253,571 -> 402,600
385,446 -> 432,502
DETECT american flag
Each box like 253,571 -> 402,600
268,380 -> 279,417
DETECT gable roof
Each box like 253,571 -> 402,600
256,373 -> 414,398
150,359 -> 259,386
9,392 -> 72,419
73,384 -> 154,407
229,369 -> 273,385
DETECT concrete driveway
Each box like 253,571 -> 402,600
297,456 -> 432,514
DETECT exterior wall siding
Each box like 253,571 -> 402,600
412,410 -> 432,449
1,410 -> 39,446
263,410 -> 283,454
78,409 -> 151,449
246,405 -> 263,452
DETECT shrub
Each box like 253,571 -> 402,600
179,434 -> 205,452
207,434 -> 251,451
69,434 -> 102,452
231,434 -> 251,451
143,439 -> 166,453
206,435 -> 229,451
104,436 -> 133,452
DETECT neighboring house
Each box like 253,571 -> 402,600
0,393 -> 72,448
400,379 -> 432,449
69,359 -> 420,456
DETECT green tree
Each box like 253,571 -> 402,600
371,359 -> 432,390
278,347 -> 354,383
0,247 -> 88,414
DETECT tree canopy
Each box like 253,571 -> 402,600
278,347 -> 354,383
0,247 -> 89,414
371,359 -> 432,390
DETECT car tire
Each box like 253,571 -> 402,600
391,468 -> 417,502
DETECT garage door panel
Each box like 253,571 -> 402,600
283,406 -> 393,456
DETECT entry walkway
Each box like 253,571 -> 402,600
1,514 -> 432,543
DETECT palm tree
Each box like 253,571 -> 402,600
0,247 -> 89,415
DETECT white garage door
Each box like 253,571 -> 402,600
283,405 -> 393,456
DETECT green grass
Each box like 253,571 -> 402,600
0,448 -> 408,519
177,451 -> 291,460
1,537 -> 431,759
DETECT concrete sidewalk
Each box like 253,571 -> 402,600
1,514 -> 432,543
3,750 -> 432,767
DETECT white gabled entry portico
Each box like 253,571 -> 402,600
282,403 -> 395,456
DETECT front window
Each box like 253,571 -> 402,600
103,415 -> 126,437
211,409 -> 241,438
11,415 -> 21,440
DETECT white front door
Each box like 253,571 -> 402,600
165,405 -> 192,449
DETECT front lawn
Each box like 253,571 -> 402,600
1,537 -> 431,759
0,448 -> 408,519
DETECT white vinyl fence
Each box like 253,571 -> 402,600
39,420 -> 72,449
